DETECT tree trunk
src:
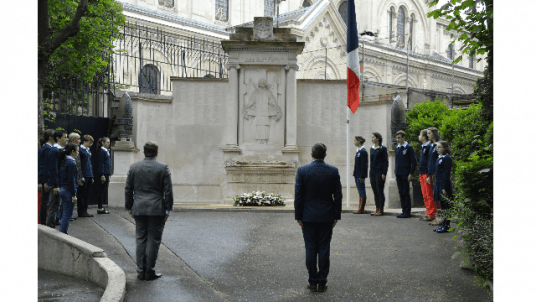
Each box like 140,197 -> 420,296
38,82 -> 44,142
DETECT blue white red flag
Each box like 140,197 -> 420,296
346,0 -> 360,114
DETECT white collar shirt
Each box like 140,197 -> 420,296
396,142 -> 408,148
54,143 -> 64,150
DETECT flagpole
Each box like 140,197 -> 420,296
347,107 -> 351,210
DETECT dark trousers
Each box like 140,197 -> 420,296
354,177 -> 366,198
134,215 -> 166,276
96,174 -> 109,209
46,189 -> 62,228
396,174 -> 411,214
439,190 -> 452,229
59,188 -> 74,234
77,177 -> 93,214
39,180 -> 49,225
302,222 -> 333,286
369,174 -> 386,209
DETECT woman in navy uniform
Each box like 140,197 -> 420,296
59,143 -> 79,234
352,136 -> 368,214
433,141 -> 453,233
96,137 -> 111,214
369,132 -> 388,216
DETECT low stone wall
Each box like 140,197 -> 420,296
38,225 -> 126,302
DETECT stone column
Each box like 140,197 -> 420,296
223,62 -> 241,155
282,62 -> 299,153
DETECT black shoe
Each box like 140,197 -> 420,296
97,209 -> 110,214
317,285 -> 328,292
145,272 -> 162,281
78,213 -> 94,218
397,213 -> 412,218
306,284 -> 317,292
137,273 -> 145,281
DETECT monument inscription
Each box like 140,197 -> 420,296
239,52 -> 288,65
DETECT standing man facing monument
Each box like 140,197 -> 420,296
125,141 -> 173,281
294,142 -> 343,293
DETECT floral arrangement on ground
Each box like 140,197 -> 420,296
233,191 -> 285,206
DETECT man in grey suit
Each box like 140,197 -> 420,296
125,141 -> 173,281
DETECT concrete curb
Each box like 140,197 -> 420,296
38,225 -> 127,302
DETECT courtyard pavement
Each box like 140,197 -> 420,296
39,204 -> 492,302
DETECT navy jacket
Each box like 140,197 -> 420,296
434,155 -> 453,196
45,146 -> 61,188
427,143 -> 439,175
39,143 -> 52,179
59,156 -> 78,196
369,145 -> 389,176
97,147 -> 111,175
353,147 -> 368,179
294,160 -> 343,222
79,145 -> 94,178
395,143 -> 418,176
419,141 -> 432,175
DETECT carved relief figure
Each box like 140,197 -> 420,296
254,18 -> 274,40
244,79 -> 282,144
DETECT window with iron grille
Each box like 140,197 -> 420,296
469,55 -> 474,69
338,1 -> 348,26
389,7 -> 394,42
215,0 -> 229,21
265,0 -> 275,16
139,64 -> 160,94
448,44 -> 453,60
397,7 -> 406,48
409,14 -> 414,50
302,0 -> 312,7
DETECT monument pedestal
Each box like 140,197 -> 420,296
109,143 -> 139,208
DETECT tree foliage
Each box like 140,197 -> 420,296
427,0 -> 493,64
46,0 -> 126,82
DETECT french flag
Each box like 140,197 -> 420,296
347,0 -> 360,114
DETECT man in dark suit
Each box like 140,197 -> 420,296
295,142 -> 343,293
125,141 -> 173,281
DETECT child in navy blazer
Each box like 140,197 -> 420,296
78,135 -> 95,217
352,136 -> 368,214
59,143 -> 79,234
45,130 -> 68,228
369,132 -> 389,216
418,129 -> 436,222
38,129 -> 55,225
433,141 -> 453,233
96,137 -> 111,214
426,127 -> 442,226
394,130 -> 417,218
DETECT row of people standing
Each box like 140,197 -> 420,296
351,128 -> 453,233
38,129 -> 112,234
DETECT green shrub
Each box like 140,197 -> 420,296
439,103 -> 489,163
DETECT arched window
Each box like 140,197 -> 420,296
469,55 -> 474,69
215,0 -> 229,21
139,64 -> 160,94
265,0 -> 275,16
302,0 -> 312,7
409,14 -> 414,51
389,7 -> 394,42
447,44 -> 453,60
397,7 -> 406,48
338,1 -> 348,26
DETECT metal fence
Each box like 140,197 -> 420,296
111,22 -> 229,95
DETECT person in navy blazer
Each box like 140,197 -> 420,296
295,142 -> 342,293
58,143 -> 79,234
394,130 -> 418,218
432,141 -> 453,233
96,137 -> 111,214
78,135 -> 95,217
352,136 -> 368,214
426,127 -> 442,226
45,130 -> 68,228
39,129 -> 55,225
369,132 -> 389,216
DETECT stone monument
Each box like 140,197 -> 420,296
220,17 -> 305,203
